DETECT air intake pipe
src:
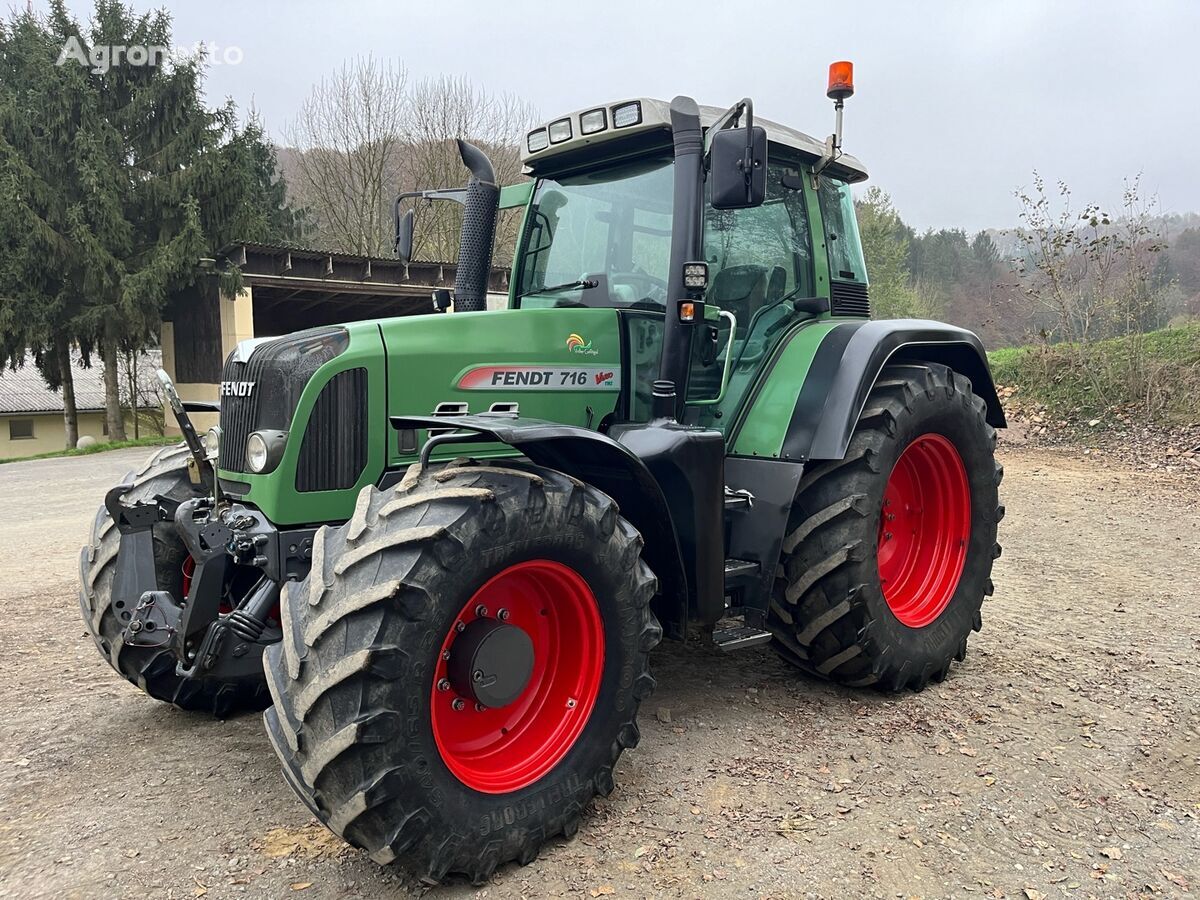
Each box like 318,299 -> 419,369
452,139 -> 499,313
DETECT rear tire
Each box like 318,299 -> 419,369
769,363 -> 1004,691
79,443 -> 271,716
263,460 -> 661,884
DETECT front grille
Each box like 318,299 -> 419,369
830,280 -> 870,317
218,352 -> 268,472
218,327 -> 349,473
296,368 -> 368,492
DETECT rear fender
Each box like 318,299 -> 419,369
781,319 -> 1006,462
391,414 -> 690,639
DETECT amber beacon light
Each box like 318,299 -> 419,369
827,61 -> 854,101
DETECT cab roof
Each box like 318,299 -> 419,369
521,97 -> 868,184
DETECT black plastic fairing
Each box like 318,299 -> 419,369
657,96 -> 705,417
390,414 -> 691,639
781,319 -> 1006,463
608,419 -> 726,626
723,456 -> 806,619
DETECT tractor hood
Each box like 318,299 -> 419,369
215,307 -> 626,527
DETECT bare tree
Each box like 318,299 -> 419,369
118,346 -> 165,439
1008,173 -> 1173,414
284,58 -> 409,256
401,76 -> 536,263
1010,172 -> 1165,346
284,65 -> 536,265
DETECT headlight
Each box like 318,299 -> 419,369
246,433 -> 268,472
245,430 -> 287,474
203,426 -> 221,461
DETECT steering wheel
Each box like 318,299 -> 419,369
611,272 -> 668,305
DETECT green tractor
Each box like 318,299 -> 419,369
81,66 -> 1004,884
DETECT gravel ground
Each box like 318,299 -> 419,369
0,445 -> 1196,899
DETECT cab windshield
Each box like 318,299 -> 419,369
515,157 -> 674,309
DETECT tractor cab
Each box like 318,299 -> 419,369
508,97 -> 870,427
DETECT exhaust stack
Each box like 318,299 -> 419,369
452,139 -> 499,313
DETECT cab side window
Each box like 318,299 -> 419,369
702,161 -> 813,329
816,177 -> 867,283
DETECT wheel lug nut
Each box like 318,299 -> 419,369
475,702 -> 486,712
437,678 -> 451,692
455,621 -> 465,633
442,650 -> 451,661
884,532 -> 893,541
497,608 -> 510,621
566,697 -> 577,709
474,604 -> 488,618
451,698 -> 466,711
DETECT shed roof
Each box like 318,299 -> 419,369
0,350 -> 160,415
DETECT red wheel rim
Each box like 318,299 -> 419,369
431,560 -> 605,793
877,433 -> 971,628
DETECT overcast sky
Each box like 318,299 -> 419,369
44,0 -> 1200,232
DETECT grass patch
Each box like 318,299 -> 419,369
989,324 -> 1200,425
0,434 -> 178,465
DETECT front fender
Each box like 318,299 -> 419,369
731,319 -> 1004,463
391,414 -> 690,639
792,319 -> 1006,462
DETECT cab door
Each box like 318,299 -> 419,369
686,157 -> 819,428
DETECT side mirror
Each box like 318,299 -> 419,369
395,207 -> 414,264
709,125 -> 767,210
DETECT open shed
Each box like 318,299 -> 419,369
161,242 -> 509,429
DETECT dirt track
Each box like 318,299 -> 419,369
0,446 -> 1197,899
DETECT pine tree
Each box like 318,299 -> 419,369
0,2 -> 303,446
0,8 -> 96,447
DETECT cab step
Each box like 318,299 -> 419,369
723,558 -> 759,590
724,486 -> 754,510
712,623 -> 774,652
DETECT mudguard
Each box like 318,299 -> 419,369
733,319 -> 1005,463
390,414 -> 692,639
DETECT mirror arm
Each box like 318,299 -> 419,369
703,96 -> 754,155
739,98 -> 756,204
395,188 -> 468,206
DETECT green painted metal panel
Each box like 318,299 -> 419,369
218,322 -> 387,525
729,319 -> 840,459
499,181 -> 534,208
380,306 -> 623,466
220,308 -> 623,525
802,173 -> 832,302
503,181 -> 535,308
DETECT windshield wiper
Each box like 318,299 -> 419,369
517,278 -> 598,300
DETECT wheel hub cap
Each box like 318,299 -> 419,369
447,619 -> 535,708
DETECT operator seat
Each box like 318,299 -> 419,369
765,265 -> 787,306
708,264 -> 768,336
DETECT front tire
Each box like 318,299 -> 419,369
769,362 -> 1004,691
263,461 -> 661,884
78,443 -> 271,715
